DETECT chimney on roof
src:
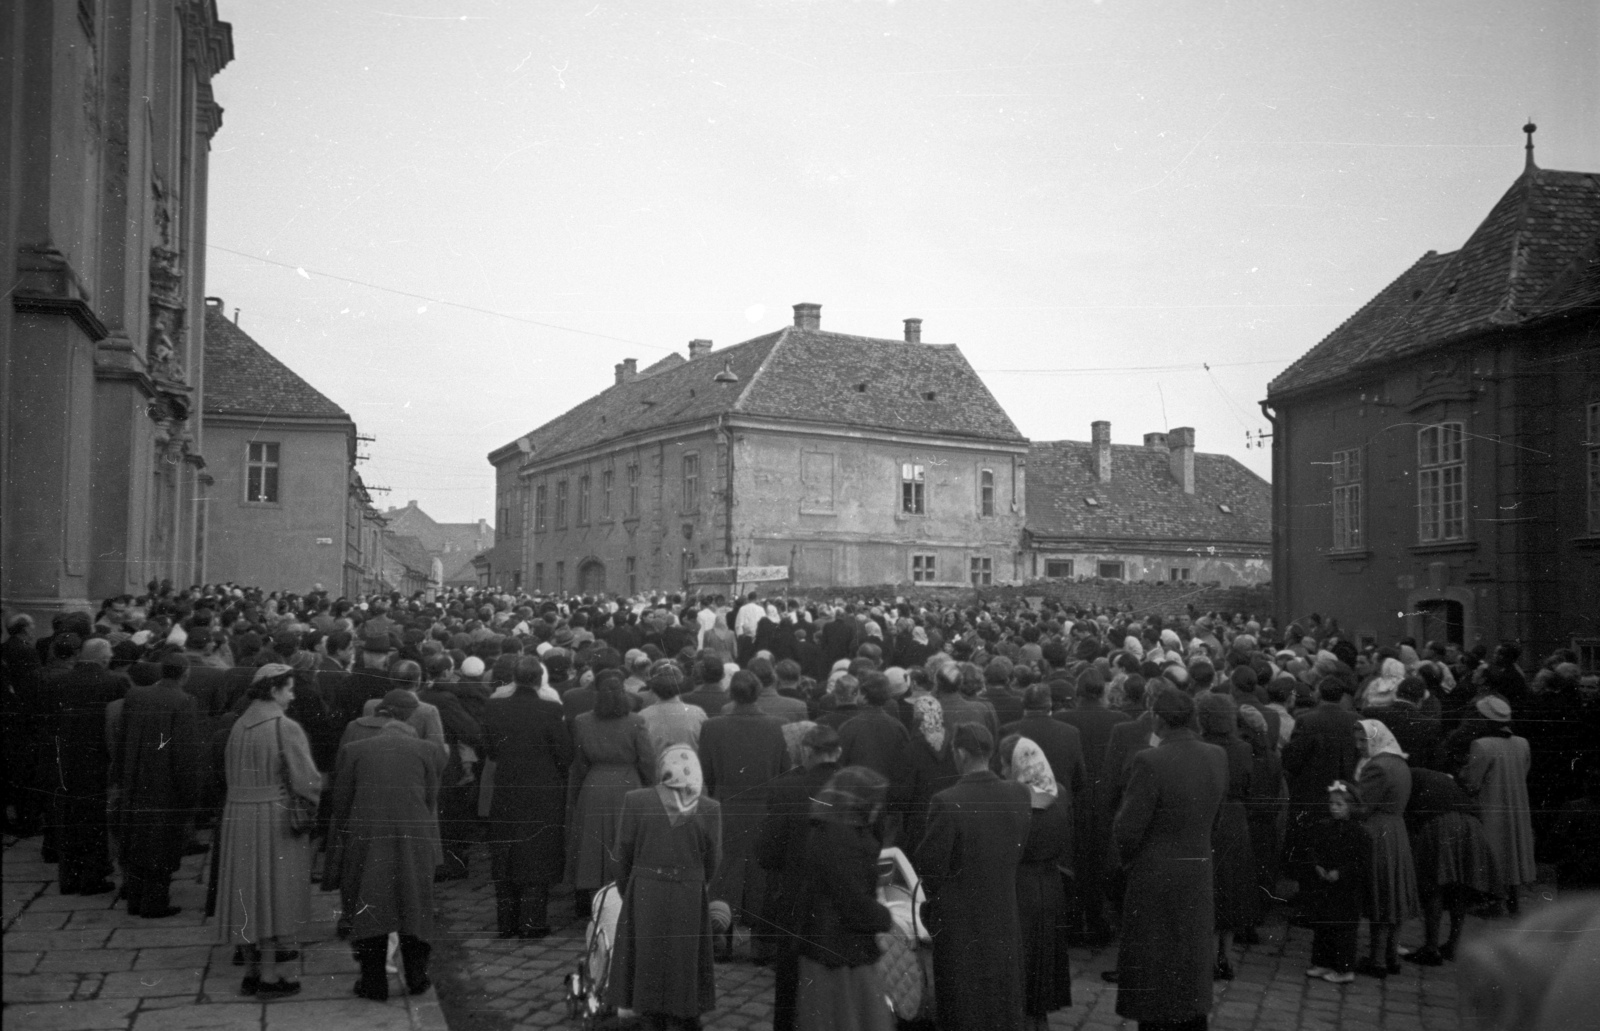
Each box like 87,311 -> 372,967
1143,432 -> 1168,449
477,518 -> 487,538
792,303 -> 821,331
614,358 -> 638,385
688,339 -> 713,360
1167,426 -> 1196,494
1091,421 -> 1112,483
903,318 -> 922,344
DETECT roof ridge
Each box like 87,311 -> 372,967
731,326 -> 789,414
1494,166 -> 1543,321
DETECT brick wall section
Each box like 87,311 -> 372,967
780,579 -> 1274,620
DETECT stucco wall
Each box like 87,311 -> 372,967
1023,548 -> 1269,586
203,420 -> 351,592
733,427 -> 1027,587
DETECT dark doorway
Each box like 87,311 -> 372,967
1414,598 -> 1464,647
578,560 -> 606,594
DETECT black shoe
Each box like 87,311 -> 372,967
233,946 -> 246,967
1355,958 -> 1389,979
240,976 -> 260,996
407,975 -> 432,996
183,841 -> 210,857
255,978 -> 301,999
141,906 -> 182,919
275,949 -> 300,964
1214,958 -> 1235,981
1440,940 -> 1458,962
353,980 -> 388,1002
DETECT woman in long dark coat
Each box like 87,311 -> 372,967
1353,718 -> 1419,977
793,766 -> 894,1031
608,745 -> 723,1029
914,722 -> 1032,1031
999,734 -> 1073,1030
566,674 -> 656,907
1114,688 -> 1228,1030
325,690 -> 444,1001
1197,691 -> 1257,980
482,656 -> 573,938
902,695 -> 958,849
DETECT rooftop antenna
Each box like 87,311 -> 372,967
1524,120 -> 1537,172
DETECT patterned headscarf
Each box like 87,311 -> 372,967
655,745 -> 703,816
912,695 -> 945,751
1354,718 -> 1408,781
1009,737 -> 1058,807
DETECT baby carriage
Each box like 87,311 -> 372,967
565,882 -> 626,1029
876,846 -> 934,1022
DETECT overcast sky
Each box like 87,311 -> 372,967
204,0 -> 1598,525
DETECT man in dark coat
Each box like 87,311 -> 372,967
111,652 -> 204,917
419,664 -> 483,881
1002,682 -> 1087,817
680,655 -> 731,716
981,657 -> 1026,730
915,723 -> 1032,1031
1113,687 -> 1228,1030
325,693 -> 445,1001
482,657 -> 572,938
3,614 -> 47,836
50,638 -> 129,894
1282,679 -> 1361,886
1055,668 -> 1130,942
699,671 -> 789,949
756,724 -> 841,1030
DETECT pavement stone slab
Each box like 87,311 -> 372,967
3,970 -> 87,1003
130,1002 -> 266,1031
35,948 -> 140,973
9,909 -> 73,931
4,927 -> 114,951
95,966 -> 206,998
263,997 -> 414,1031
3,999 -> 140,1030
131,945 -> 218,970
105,925 -> 214,950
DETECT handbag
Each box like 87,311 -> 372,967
275,718 -> 316,836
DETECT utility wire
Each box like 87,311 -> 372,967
207,244 -> 673,352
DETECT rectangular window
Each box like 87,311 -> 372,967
911,553 -> 937,582
1576,638 -> 1600,674
534,485 -> 548,532
602,469 -> 615,520
969,556 -> 993,586
1417,422 -> 1466,542
626,556 -> 637,595
682,454 -> 700,512
1169,566 -> 1192,581
1332,447 -> 1364,550
577,474 -> 591,525
627,462 -> 640,517
1045,559 -> 1073,579
1588,402 -> 1600,535
555,560 -> 565,594
534,562 -> 544,591
901,462 -> 925,514
554,480 -> 569,530
1097,561 -> 1125,580
246,442 -> 280,503
980,469 -> 995,517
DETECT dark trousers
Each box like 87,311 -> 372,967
494,879 -> 550,935
436,783 -> 477,878
124,863 -> 172,915
1311,920 -> 1359,972
54,794 -> 111,892
771,940 -> 799,1031
353,934 -> 430,999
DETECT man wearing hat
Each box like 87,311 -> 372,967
335,625 -> 399,724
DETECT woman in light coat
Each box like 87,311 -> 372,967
1459,695 -> 1537,914
213,664 -> 322,998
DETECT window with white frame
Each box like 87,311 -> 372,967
1588,402 -> 1599,535
682,454 -> 700,513
969,556 -> 992,586
1045,559 -> 1073,579
534,485 -> 548,532
1097,561 -> 1125,580
1169,566 -> 1192,581
577,474 -> 591,525
601,469 -> 614,520
980,469 -> 995,517
246,442 -> 280,503
901,463 -> 925,514
627,462 -> 640,517
1332,446 -> 1364,550
911,553 -> 936,582
554,480 -> 569,530
1417,422 -> 1466,542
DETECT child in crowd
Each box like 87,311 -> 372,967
1305,780 -> 1368,983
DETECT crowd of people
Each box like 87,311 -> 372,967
5,580 -> 1600,1029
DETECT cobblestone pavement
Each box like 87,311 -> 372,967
2,834 -> 446,1031
428,843 -> 1544,1031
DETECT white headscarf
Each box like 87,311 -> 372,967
1364,658 -> 1406,708
1354,718 -> 1408,781
696,607 -> 717,650
1009,737 -> 1058,809
655,745 -> 704,819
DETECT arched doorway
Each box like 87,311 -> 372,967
578,558 -> 606,594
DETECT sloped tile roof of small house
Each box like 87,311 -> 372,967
202,302 -> 350,419
1269,166 -> 1600,398
1026,440 -> 1271,546
384,533 -> 434,576
494,322 -> 1025,465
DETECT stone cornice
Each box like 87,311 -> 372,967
185,1 -> 235,82
12,244 -> 107,341
14,293 -> 109,342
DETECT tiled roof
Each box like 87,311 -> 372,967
441,554 -> 480,586
496,325 -> 1024,465
202,303 -> 350,420
1025,441 -> 1270,546
1270,167 -> 1600,397
385,534 -> 434,575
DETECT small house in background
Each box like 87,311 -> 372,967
201,299 -> 379,595
1264,139 -> 1600,661
1023,422 -> 1272,586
